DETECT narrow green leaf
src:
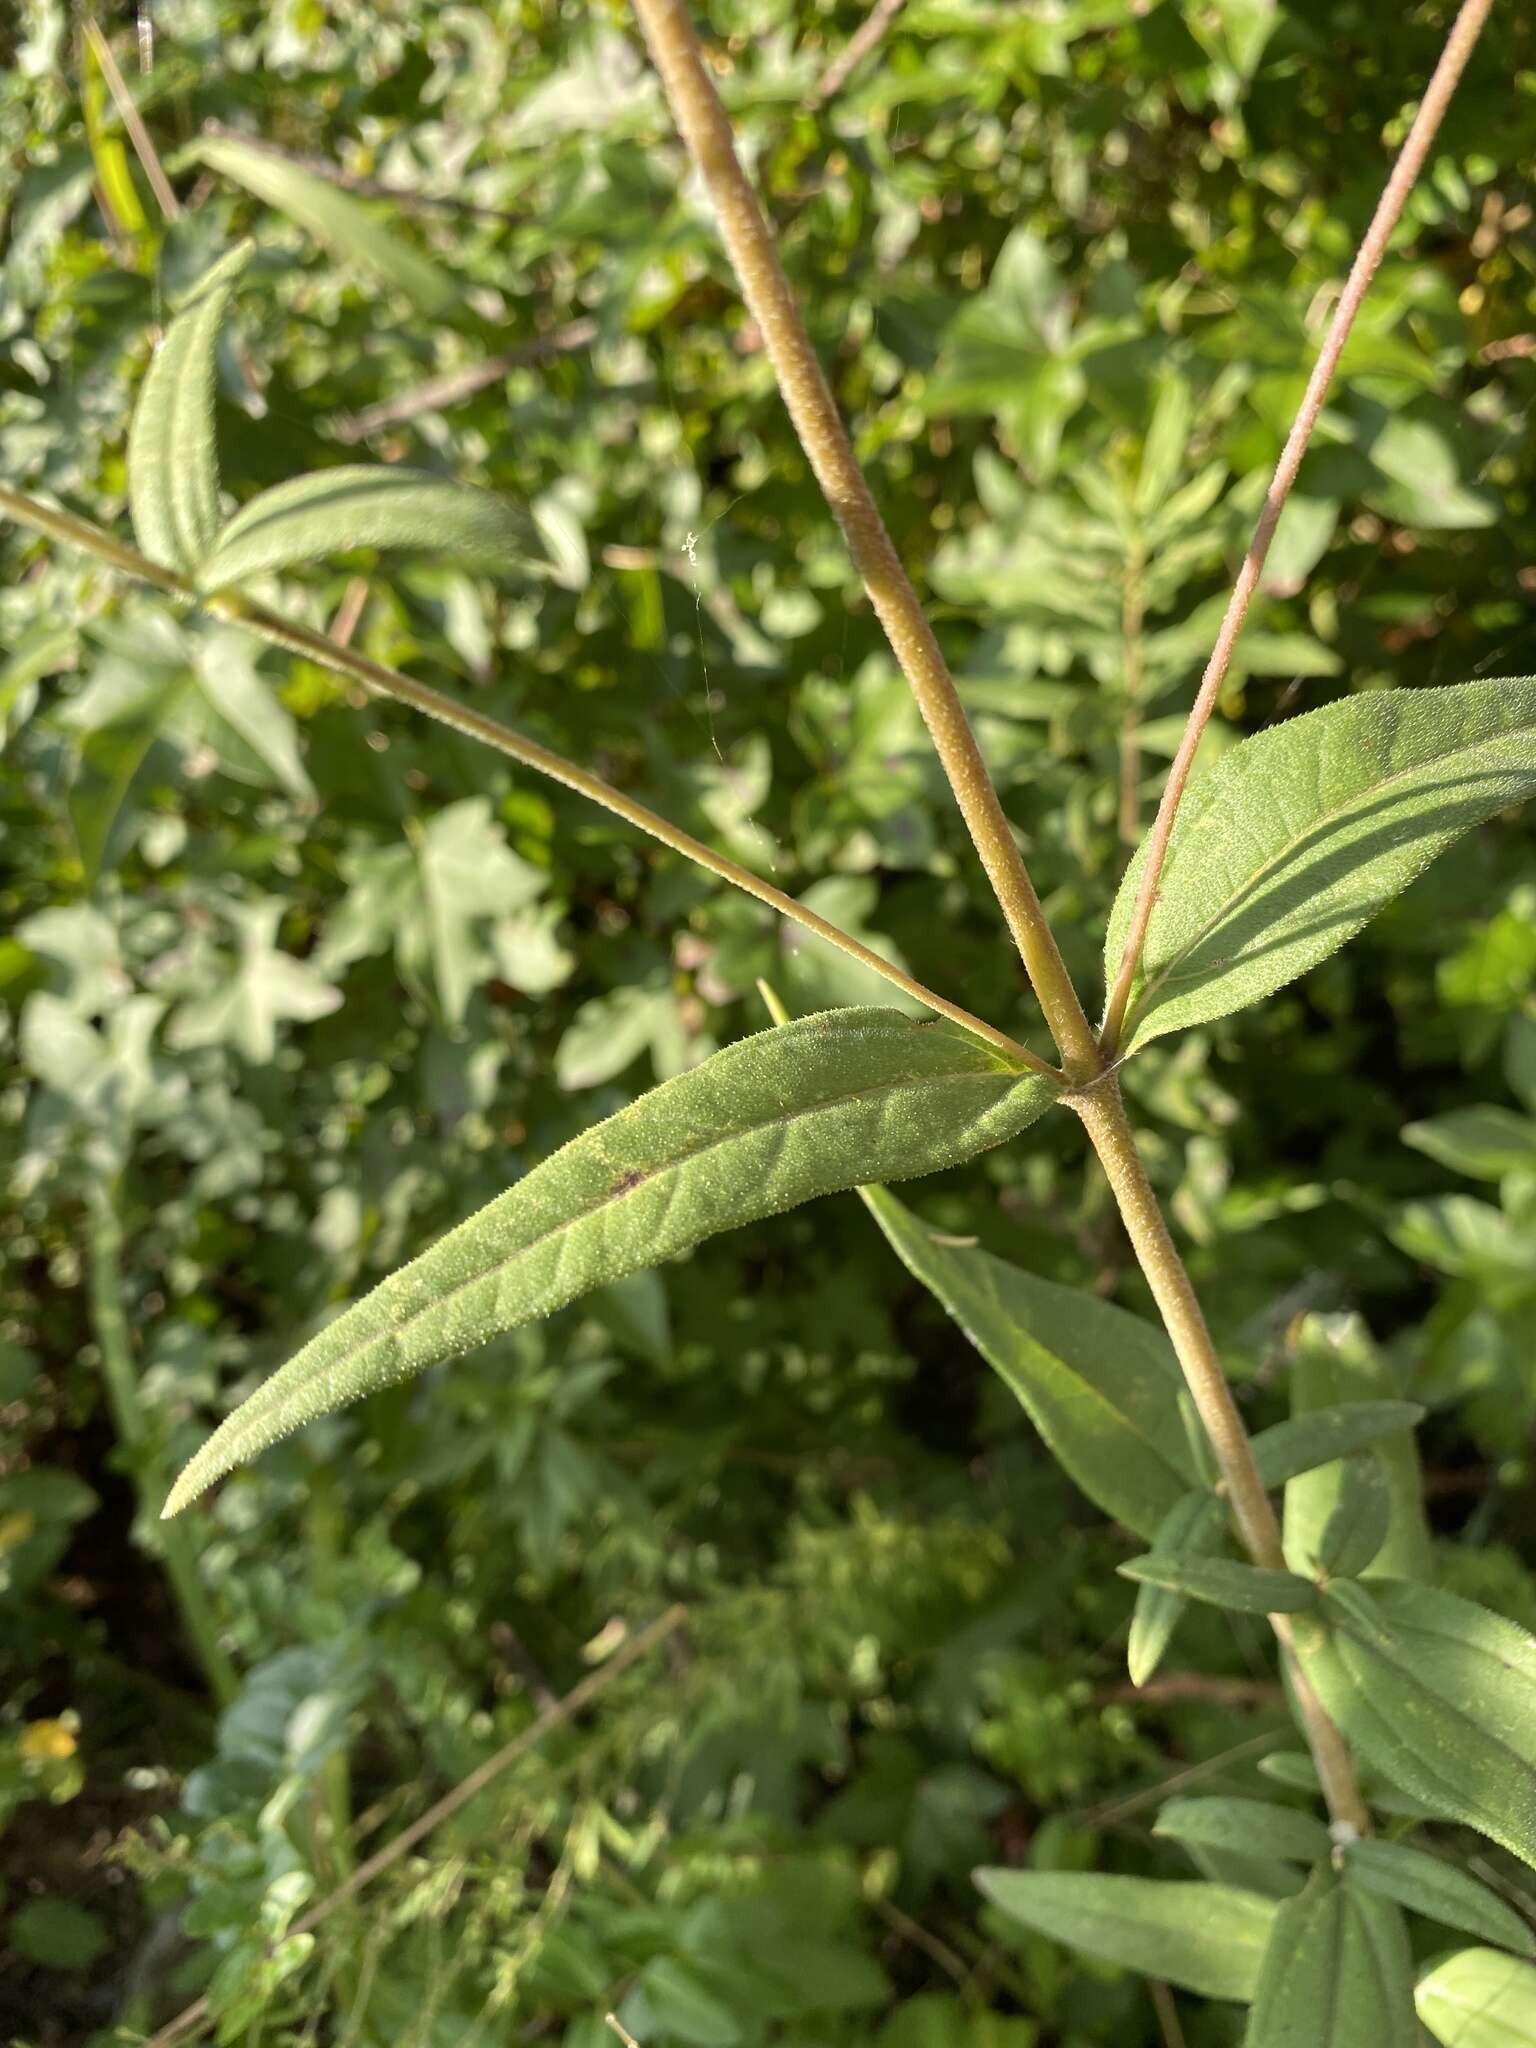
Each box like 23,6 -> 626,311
1106,680 -> 1536,1051
1119,1554 -> 1318,1614
199,466 -> 545,592
1416,1947 -> 1536,2047
1127,1490 -> 1223,1686
1282,1317 -> 1432,1583
1344,1841 -> 1536,1957
1249,1400 -> 1425,1488
1403,1106 -> 1536,1182
1313,1456 -> 1390,1578
862,1189 -> 1197,1539
195,134 -> 456,314
165,1011 -> 1056,1514
1154,1797 -> 1331,1868
975,1870 -> 1275,2002
1245,1870 -> 1417,2048
1293,1580 -> 1536,1869
127,243 -> 252,572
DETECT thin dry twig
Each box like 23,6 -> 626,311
1150,1977 -> 1189,2048
810,0 -> 907,106
332,318 -> 599,443
1098,0 -> 1496,1056
83,19 -> 182,221
142,1606 -> 688,2048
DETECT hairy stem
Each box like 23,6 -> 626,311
630,0 -> 1100,1080
87,1186 -> 239,1706
0,482 -> 1053,1077
1100,0 -> 1495,1056
1073,1079 -> 1369,1833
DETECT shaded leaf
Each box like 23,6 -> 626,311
863,1189 -> 1197,1539
166,1012 -> 1056,1512
1245,1870 -> 1417,2047
976,1870 -> 1275,2001
1249,1400 -> 1425,1488
1313,1456 -> 1390,1578
1119,1554 -> 1318,1614
1154,1796 -> 1331,1868
127,242 -> 251,573
200,466 -> 544,592
1293,1579 -> 1536,1869
1403,1107 -> 1536,1182
1106,680 -> 1536,1051
1127,1489 -> 1224,1686
1344,1840 -> 1536,1956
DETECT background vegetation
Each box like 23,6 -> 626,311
3,0 -> 1535,2041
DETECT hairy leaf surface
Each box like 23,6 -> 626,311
1249,1399 -> 1424,1488
863,1189 -> 1196,1538
976,1871 -> 1275,2002
1245,1871 -> 1417,2048
200,467 -> 545,591
1154,1796 -> 1331,1868
1294,1579 -> 1536,1868
1119,1554 -> 1318,1614
1106,680 -> 1536,1050
127,243 -> 252,573
166,1011 -> 1056,1513
1344,1841 -> 1536,1956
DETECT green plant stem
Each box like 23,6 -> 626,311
87,1185 -> 239,1707
0,481 -> 1055,1080
1071,1078 -> 1370,1834
1099,0 -> 1496,1057
629,0 -> 1100,1082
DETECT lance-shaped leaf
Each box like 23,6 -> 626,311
1105,679 -> 1536,1051
165,1011 -> 1057,1515
1282,1316 -> 1432,1584
1312,1455 -> 1390,1578
1127,1489 -> 1224,1686
1344,1840 -> 1536,1957
976,1870 -> 1275,2002
1416,1947 -> 1536,2047
127,243 -> 252,574
862,1188 -> 1197,1539
1119,1554 -> 1318,1614
1245,1870 -> 1417,2048
195,134 -> 456,315
1154,1797 -> 1331,1869
1249,1399 -> 1425,1488
199,466 -> 545,592
1292,1579 -> 1536,1869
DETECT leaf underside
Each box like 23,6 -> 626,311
1106,678 -> 1536,1051
166,1009 -> 1055,1514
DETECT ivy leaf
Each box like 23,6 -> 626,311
975,1870 -> 1276,2002
1292,1579 -> 1536,1869
165,1012 -> 1056,1513
1154,1797 -> 1332,1868
1248,1400 -> 1425,1488
1343,1840 -> 1536,1957
862,1188 -> 1197,1539
1105,679 -> 1536,1052
167,901 -> 341,1065
1119,1554 -> 1318,1614
1416,1948 -> 1536,2047
1245,1870 -> 1417,2048
127,242 -> 252,574
199,466 -> 545,592
1127,1489 -> 1224,1685
195,134 -> 456,315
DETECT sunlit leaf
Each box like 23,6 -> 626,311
1417,1947 -> 1536,2047
1106,680 -> 1536,1051
166,1012 -> 1057,1513
200,467 -> 545,592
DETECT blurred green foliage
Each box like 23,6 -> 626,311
2,0 -> 1535,2041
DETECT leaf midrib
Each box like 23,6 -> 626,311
1128,709 -> 1536,1030
232,1051 -> 1040,1426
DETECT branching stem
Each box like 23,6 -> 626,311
630,0 -> 1100,1081
1099,0 -> 1496,1056
0,482 -> 1054,1079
